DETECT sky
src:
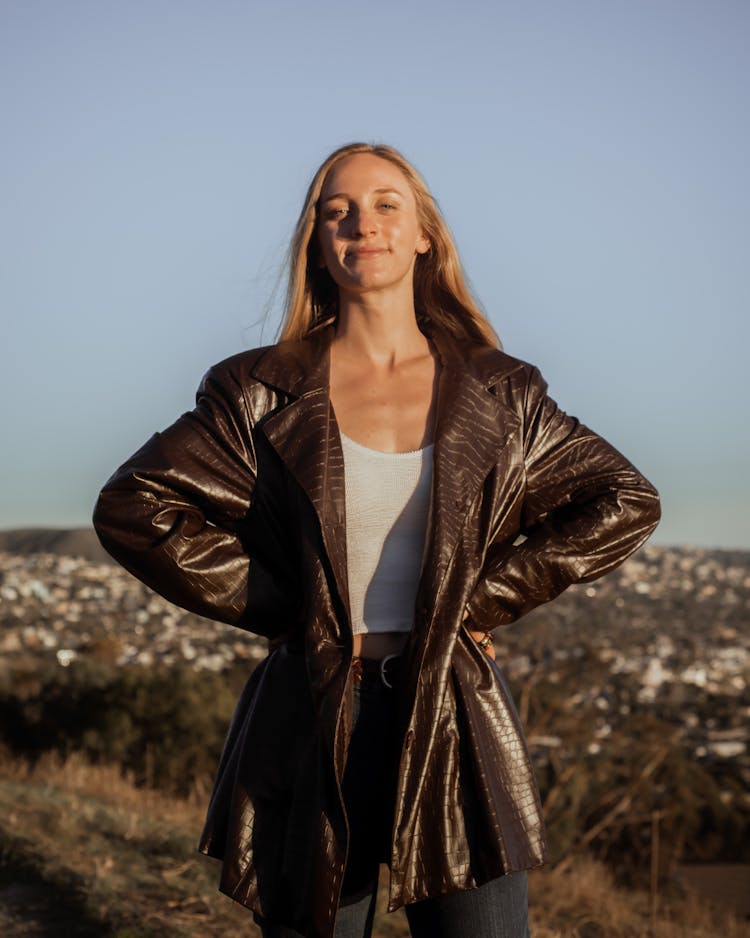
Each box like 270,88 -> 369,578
1,0 -> 748,549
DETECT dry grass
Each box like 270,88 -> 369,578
1,748 -> 208,829
0,750 -> 255,937
528,857 -> 749,937
0,750 -> 747,937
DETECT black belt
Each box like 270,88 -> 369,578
351,654 -> 402,689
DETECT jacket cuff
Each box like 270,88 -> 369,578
464,583 -> 516,633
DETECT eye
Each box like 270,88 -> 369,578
379,202 -> 398,211
324,207 -> 348,220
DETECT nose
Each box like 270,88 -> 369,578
351,206 -> 377,238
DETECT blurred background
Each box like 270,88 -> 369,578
1,2 -> 748,936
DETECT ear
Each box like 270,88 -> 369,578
416,230 -> 430,255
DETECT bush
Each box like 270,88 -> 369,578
0,657 -> 243,795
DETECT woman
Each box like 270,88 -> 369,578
93,143 -> 660,938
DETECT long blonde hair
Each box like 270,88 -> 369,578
277,143 -> 499,348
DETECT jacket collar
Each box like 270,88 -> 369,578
250,321 -> 521,634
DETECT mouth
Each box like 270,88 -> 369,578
346,248 -> 387,260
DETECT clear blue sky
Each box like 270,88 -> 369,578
2,0 -> 748,548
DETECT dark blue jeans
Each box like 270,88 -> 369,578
259,661 -> 530,938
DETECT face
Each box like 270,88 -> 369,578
316,153 -> 430,297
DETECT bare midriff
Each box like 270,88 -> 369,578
352,631 -> 410,659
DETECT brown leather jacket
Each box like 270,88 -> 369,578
93,322 -> 660,938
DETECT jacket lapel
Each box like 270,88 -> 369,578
412,328 -> 521,639
250,326 -> 351,625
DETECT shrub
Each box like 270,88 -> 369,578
0,657 -> 243,795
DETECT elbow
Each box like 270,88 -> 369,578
92,480 -> 153,567
92,485 -> 111,549
605,464 -> 661,542
92,487 -> 127,564
91,488 -> 109,541
638,476 -> 662,538
609,477 -> 660,564
649,488 -> 662,531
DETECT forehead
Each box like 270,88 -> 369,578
320,153 -> 415,201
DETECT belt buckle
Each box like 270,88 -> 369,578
380,654 -> 399,689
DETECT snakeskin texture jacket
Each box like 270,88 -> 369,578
93,321 -> 660,938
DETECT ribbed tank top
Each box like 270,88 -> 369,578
340,431 -> 433,635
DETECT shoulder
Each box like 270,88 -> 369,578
196,330 -> 328,420
194,345 -> 282,425
201,344 -> 275,384
197,345 -> 275,398
458,342 -> 543,392
212,328 -> 324,378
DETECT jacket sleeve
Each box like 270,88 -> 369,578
92,362 -> 270,630
464,365 -> 661,630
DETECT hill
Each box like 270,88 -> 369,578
1,750 -> 747,938
0,528 -> 111,563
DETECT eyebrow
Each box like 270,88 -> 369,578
320,187 -> 405,203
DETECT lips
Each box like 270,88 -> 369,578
346,247 -> 387,259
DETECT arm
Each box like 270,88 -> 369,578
93,361 -> 276,632
464,366 -> 661,631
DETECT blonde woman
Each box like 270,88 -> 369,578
94,143 -> 660,938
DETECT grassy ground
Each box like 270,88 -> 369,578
0,752 -> 746,938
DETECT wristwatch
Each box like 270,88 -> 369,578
477,631 -> 493,650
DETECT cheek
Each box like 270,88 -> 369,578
396,220 -> 423,255
315,233 -> 332,268
394,214 -> 419,241
318,228 -> 342,263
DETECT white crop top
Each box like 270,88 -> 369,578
340,431 -> 433,635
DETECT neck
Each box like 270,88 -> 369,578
334,291 -> 428,367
